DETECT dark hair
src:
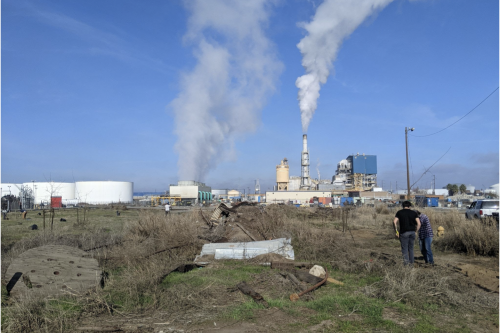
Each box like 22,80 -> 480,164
402,201 -> 412,208
415,210 -> 421,216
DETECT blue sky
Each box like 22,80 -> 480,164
2,0 -> 498,193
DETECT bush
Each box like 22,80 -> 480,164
434,219 -> 499,256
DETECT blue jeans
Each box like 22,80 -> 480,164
419,237 -> 434,264
399,231 -> 416,265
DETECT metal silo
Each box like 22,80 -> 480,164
276,158 -> 289,191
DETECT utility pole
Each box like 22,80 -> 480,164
433,175 -> 436,195
405,127 -> 414,200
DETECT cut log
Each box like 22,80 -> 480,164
236,281 -> 269,308
294,270 -> 323,285
287,272 -> 307,292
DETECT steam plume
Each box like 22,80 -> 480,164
296,0 -> 393,133
171,0 -> 281,181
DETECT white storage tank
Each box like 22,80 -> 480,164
75,181 -> 133,204
1,184 -> 23,197
22,182 -> 75,205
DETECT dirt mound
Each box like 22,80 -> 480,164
454,263 -> 499,293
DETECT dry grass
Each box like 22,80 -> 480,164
2,205 -> 498,332
367,264 -> 499,312
434,219 -> 499,256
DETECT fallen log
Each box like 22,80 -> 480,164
290,268 -> 329,302
236,281 -> 269,308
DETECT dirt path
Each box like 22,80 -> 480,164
349,227 -> 499,293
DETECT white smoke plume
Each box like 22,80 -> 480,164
172,0 -> 282,181
296,0 -> 393,133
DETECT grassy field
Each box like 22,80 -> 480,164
1,205 -> 498,332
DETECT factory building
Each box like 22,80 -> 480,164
169,180 -> 212,204
333,154 -> 377,191
266,191 -> 332,205
288,176 -> 301,191
212,189 -> 229,201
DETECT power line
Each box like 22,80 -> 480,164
411,87 -> 499,138
411,147 -> 451,189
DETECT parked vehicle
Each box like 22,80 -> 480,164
492,212 -> 499,222
465,200 -> 499,219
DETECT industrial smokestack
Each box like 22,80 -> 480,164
300,134 -> 310,189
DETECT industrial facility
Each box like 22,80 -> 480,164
169,181 -> 212,204
0,181 -> 133,208
267,132 -> 383,204
3,133 -> 494,209
332,154 -> 377,191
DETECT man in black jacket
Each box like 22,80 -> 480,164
393,201 -> 421,265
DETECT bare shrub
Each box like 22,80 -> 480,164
117,210 -> 202,261
236,205 -> 288,240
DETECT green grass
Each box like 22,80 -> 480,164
215,267 -> 447,333
162,261 -> 269,288
47,298 -> 83,313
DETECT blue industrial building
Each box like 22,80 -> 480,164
348,154 -> 377,175
334,154 -> 378,190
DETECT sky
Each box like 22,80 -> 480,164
1,0 -> 499,193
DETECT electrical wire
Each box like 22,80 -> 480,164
410,147 -> 451,189
411,87 -> 499,138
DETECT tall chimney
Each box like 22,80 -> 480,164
300,134 -> 310,190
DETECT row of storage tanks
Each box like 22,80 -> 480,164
1,181 -> 133,205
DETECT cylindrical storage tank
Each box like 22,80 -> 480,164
23,182 -> 75,205
1,184 -> 23,197
276,158 -> 289,187
75,181 -> 133,204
